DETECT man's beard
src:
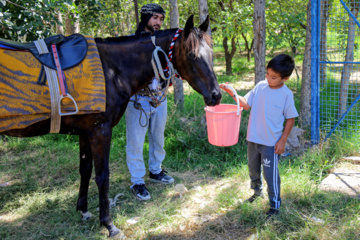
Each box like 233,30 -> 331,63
147,24 -> 160,32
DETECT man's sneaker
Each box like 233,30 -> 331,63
131,184 -> 151,201
245,193 -> 264,203
266,208 -> 279,219
149,170 -> 174,184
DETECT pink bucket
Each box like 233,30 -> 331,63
204,85 -> 243,147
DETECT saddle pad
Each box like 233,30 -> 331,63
0,36 -> 106,132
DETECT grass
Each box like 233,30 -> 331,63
1,49 -> 360,239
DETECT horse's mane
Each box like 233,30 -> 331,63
185,28 -> 213,57
95,27 -> 213,57
95,29 -> 178,44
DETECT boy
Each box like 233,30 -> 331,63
220,54 -> 298,218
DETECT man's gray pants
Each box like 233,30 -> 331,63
247,141 -> 281,209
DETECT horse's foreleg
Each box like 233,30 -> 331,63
90,127 -> 121,237
77,134 -> 93,220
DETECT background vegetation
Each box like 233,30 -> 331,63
0,0 -> 359,239
1,49 -> 359,239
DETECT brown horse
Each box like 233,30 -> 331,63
1,15 -> 221,237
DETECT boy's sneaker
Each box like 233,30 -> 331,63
266,208 -> 279,219
245,193 -> 264,203
131,184 -> 151,201
149,170 -> 174,184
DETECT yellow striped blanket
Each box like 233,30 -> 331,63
0,36 -> 106,132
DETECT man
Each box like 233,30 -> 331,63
126,3 -> 174,201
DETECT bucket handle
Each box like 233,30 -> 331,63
220,84 -> 241,116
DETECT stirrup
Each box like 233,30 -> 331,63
58,94 -> 79,116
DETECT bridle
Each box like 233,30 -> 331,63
132,29 -> 184,127
149,28 -> 184,103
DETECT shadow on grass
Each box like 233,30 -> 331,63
1,166 -> 360,239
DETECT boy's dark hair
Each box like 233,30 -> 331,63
266,54 -> 295,78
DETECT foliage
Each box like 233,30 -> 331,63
0,0 -> 72,41
266,0 -> 307,55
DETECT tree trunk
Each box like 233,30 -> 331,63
338,4 -> 359,118
65,1 -> 80,35
223,36 -> 236,75
319,0 -> 331,85
198,0 -> 212,38
56,11 -> 64,35
299,0 -> 312,130
241,33 -> 253,62
65,13 -> 80,34
169,0 -> 184,109
253,0 -> 266,84
134,0 -> 139,27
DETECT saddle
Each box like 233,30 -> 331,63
0,34 -> 88,70
0,35 -> 106,133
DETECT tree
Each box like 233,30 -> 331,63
338,1 -> 360,117
241,32 -> 254,62
266,0 -> 307,56
169,0 -> 184,109
198,0 -> 211,37
299,0 -> 312,130
253,0 -> 266,84
319,0 -> 332,85
0,0 -> 70,41
211,0 -> 248,75
65,0 -> 80,35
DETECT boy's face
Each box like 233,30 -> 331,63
145,13 -> 164,32
266,68 -> 289,89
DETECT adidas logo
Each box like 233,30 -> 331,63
263,158 -> 271,167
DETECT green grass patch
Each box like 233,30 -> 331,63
1,47 -> 359,239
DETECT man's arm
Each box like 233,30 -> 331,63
274,118 -> 295,155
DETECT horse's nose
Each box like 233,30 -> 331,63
209,90 -> 221,106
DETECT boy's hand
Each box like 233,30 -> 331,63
219,82 -> 237,99
275,139 -> 286,155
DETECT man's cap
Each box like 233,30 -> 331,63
140,3 -> 166,18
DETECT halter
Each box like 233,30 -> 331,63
150,28 -> 183,90
132,29 -> 183,127
145,28 -> 183,106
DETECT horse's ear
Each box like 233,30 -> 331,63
184,15 -> 194,38
199,15 -> 210,33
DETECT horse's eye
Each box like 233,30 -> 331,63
188,52 -> 196,59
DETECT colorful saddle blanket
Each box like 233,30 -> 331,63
0,36 -> 106,132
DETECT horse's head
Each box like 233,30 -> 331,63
173,15 -> 221,106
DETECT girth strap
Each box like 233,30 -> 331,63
34,39 -> 61,133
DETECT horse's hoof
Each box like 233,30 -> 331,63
81,211 -> 92,221
108,225 -> 126,239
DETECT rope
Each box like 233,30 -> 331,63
164,28 -> 183,80
150,35 -> 174,103
132,29 -> 183,128
129,97 -> 149,128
